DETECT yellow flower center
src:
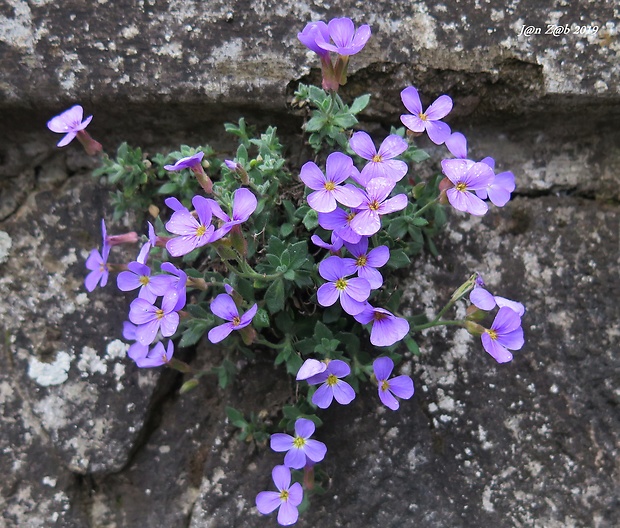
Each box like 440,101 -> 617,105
486,329 -> 498,340
356,255 -> 367,267
456,182 -> 467,192
381,380 -> 390,391
232,316 -> 241,326
335,278 -> 348,291
369,200 -> 380,211
418,112 -> 428,121
372,154 -> 383,163
326,373 -> 339,387
324,181 -> 336,191
293,436 -> 306,449
346,212 -> 356,222
196,225 -> 207,236
139,275 -> 150,286
279,490 -> 289,502
155,309 -> 165,320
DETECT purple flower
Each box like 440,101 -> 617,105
400,86 -> 453,145
135,340 -> 175,368
316,17 -> 371,56
136,222 -> 158,264
481,307 -> 525,363
299,152 -> 364,213
470,275 -> 525,316
317,207 -> 363,244
441,159 -> 494,216
160,262 -> 188,311
477,170 -> 515,207
296,359 -> 327,381
206,188 -> 257,241
445,132 -> 468,159
310,232 -> 344,253
128,293 -> 180,346
373,357 -> 414,410
349,177 -> 408,236
122,322 -> 149,362
256,465 -> 303,526
354,304 -> 410,347
116,262 -> 174,303
306,359 -> 356,408
165,196 -> 185,212
208,294 -> 258,343
164,152 -> 204,171
298,20 -> 331,58
349,132 -> 408,185
317,256 -> 370,315
47,105 -> 93,147
343,238 -> 390,289
165,195 -> 215,256
84,246 -> 110,292
270,418 -> 327,469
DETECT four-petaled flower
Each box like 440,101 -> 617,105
317,256 -> 370,315
481,307 -> 525,363
164,152 -> 204,171
470,274 -> 525,316
165,195 -> 215,256
350,177 -> 408,236
128,292 -> 180,346
207,188 -> 257,241
316,17 -> 371,56
47,105 -> 93,147
400,86 -> 453,145
300,152 -> 364,213
306,359 -> 356,408
256,465 -> 303,526
270,418 -> 327,469
208,293 -> 258,343
373,357 -> 414,410
84,246 -> 110,292
349,131 -> 409,185
342,238 -> 390,290
441,159 -> 495,216
354,304 -> 410,347
116,261 -> 173,303
297,20 -> 331,59
135,340 -> 175,369
318,207 -> 363,244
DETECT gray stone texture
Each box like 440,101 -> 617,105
0,1 -> 619,527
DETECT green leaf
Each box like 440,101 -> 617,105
178,319 -> 209,347
332,113 -> 358,129
280,223 -> 294,237
302,208 -> 319,230
305,116 -> 327,132
265,279 -> 285,313
349,94 -> 371,114
411,217 -> 429,227
226,406 -> 248,428
314,321 -> 333,340
253,308 -> 271,329
404,336 -> 420,355
387,249 -> 411,269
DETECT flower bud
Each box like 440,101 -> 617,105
464,320 -> 485,337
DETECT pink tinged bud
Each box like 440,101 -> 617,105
76,130 -> 103,156
106,231 -> 139,246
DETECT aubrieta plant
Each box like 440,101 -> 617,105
48,16 -> 526,526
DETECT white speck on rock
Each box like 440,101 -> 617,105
77,346 -> 107,376
0,231 -> 12,264
106,339 -> 129,360
28,351 -> 72,386
42,476 -> 57,487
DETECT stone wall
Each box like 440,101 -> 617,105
0,1 -> 618,527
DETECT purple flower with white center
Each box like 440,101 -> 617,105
299,152 -> 364,213
298,20 -> 331,59
164,152 -> 204,171
128,293 -> 180,346
208,294 -> 258,343
306,359 -> 356,408
122,322 -> 149,362
117,261 -> 174,303
349,131 -> 408,185
270,418 -> 327,469
470,275 -> 525,316
354,304 -> 410,347
317,256 -> 370,316
317,207 -> 363,244
481,307 -> 525,364
316,17 -> 371,56
84,246 -> 110,292
160,262 -> 188,311
165,195 -> 215,257
373,357 -> 414,411
343,238 -> 390,289
296,359 -> 327,381
310,232 -> 344,253
256,465 -> 303,526
349,177 -> 408,236
135,340 -> 175,368
47,105 -> 93,147
441,159 -> 495,216
400,86 -> 453,145
206,188 -> 257,241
